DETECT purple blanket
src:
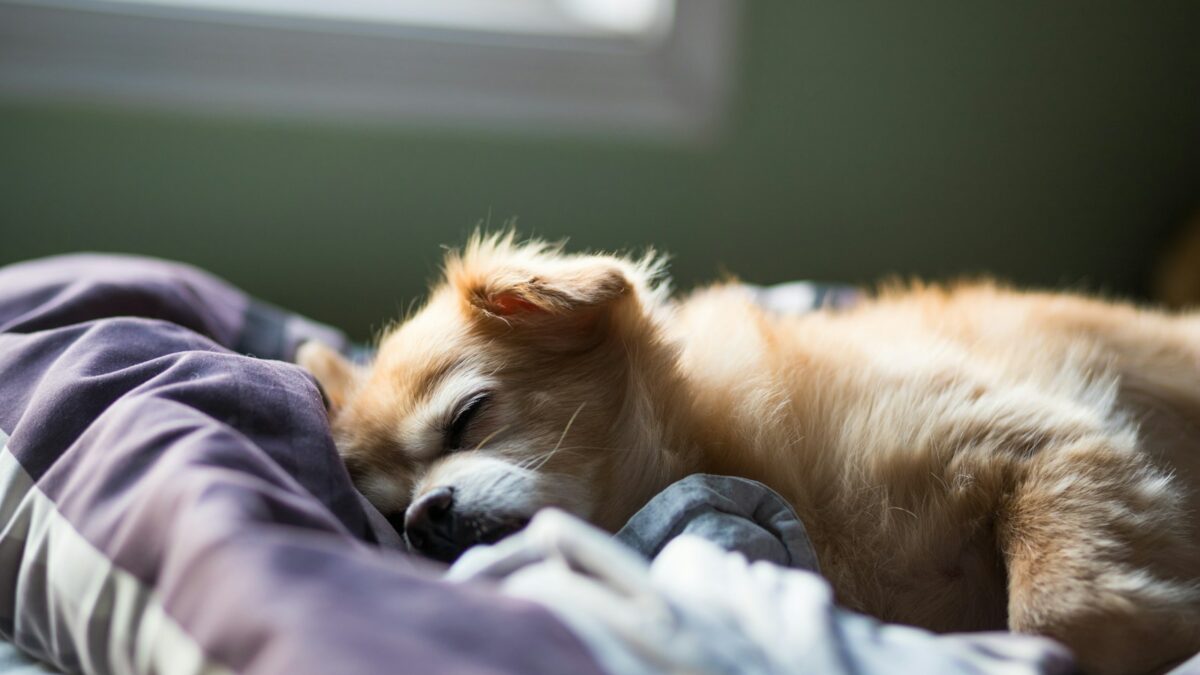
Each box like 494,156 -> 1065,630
0,255 -> 603,675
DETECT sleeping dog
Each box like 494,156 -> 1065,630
300,232 -> 1200,675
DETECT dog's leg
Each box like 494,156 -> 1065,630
1001,434 -> 1200,675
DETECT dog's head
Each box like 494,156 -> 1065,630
300,233 -> 685,562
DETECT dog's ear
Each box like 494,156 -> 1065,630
296,341 -> 360,416
466,260 -> 631,321
445,235 -> 647,350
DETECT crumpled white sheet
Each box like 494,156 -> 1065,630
447,509 -> 1075,675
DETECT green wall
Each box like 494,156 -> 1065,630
2,2 -> 1198,340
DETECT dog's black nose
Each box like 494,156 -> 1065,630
404,487 -> 460,561
403,486 -> 530,563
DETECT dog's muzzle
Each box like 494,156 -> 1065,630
403,486 -> 530,563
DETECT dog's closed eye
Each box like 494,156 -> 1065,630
444,392 -> 490,451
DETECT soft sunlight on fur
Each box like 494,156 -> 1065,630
300,232 -> 1200,675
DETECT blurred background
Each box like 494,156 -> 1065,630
1,0 -> 1198,340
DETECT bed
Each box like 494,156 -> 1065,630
0,253 -> 1185,675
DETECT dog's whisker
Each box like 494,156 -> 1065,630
513,447 -> 590,471
527,403 -> 586,472
510,444 -> 650,473
507,439 -> 662,475
537,444 -> 645,456
473,425 -> 510,452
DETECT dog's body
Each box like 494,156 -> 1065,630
301,234 -> 1200,675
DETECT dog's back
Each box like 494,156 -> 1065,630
672,282 -> 1200,674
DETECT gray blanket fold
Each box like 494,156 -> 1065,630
615,473 -> 821,573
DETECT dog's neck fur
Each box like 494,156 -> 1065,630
595,294 -> 813,531
596,291 -> 828,538
589,308 -> 699,530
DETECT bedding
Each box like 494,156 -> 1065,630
614,473 -> 820,570
0,254 -> 1183,675
0,255 -> 601,674
449,508 -> 1077,675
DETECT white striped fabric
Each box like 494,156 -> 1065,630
0,430 -> 229,675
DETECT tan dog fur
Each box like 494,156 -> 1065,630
300,233 -> 1200,675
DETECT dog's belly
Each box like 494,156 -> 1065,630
1120,381 -> 1200,549
703,435 -> 1013,632
855,524 -> 1005,632
789,479 -> 1011,633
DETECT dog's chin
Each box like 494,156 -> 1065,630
405,511 -> 533,564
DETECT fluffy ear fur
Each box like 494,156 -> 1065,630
296,340 -> 360,415
443,231 -> 667,329
465,261 -> 629,319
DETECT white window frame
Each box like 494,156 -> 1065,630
0,0 -> 739,140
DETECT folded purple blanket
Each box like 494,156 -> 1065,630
0,254 -> 602,675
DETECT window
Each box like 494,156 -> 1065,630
0,0 -> 738,139
103,0 -> 675,38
